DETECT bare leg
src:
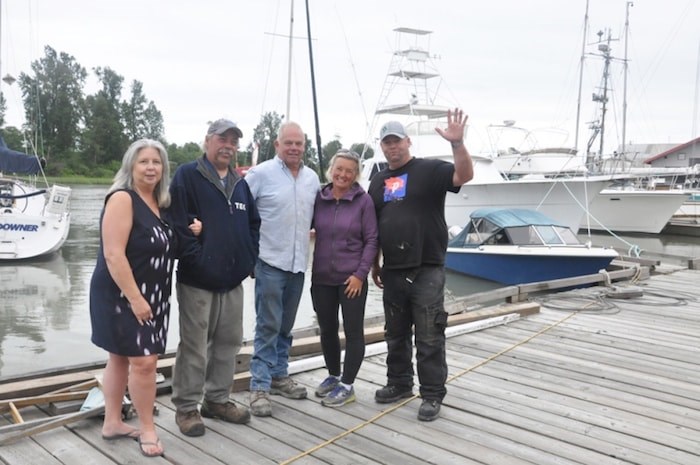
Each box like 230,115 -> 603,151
101,353 -> 137,437
129,354 -> 163,456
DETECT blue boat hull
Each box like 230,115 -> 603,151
445,248 -> 617,285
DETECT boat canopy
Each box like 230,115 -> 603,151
449,208 -> 580,248
469,208 -> 567,228
0,136 -> 40,175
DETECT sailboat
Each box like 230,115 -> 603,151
0,138 -> 71,259
0,1 -> 71,260
360,27 -> 613,233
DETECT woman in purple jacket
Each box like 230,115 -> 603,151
311,149 -> 378,407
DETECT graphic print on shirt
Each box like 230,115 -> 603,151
383,174 -> 407,202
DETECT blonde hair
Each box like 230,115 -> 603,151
326,149 -> 361,184
108,139 -> 171,208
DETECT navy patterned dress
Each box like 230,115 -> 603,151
89,189 -> 176,356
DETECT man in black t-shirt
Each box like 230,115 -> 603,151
368,108 -> 473,421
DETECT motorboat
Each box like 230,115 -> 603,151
445,208 -> 619,285
0,137 -> 71,260
484,121 -> 692,234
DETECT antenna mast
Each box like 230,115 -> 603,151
621,2 -> 633,156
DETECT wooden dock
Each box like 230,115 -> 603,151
1,268 -> 699,464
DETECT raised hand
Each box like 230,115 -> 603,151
435,108 -> 468,145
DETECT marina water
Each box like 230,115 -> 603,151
0,185 -> 697,379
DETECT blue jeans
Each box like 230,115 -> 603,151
381,265 -> 448,401
249,259 -> 305,392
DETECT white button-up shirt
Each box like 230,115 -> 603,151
245,156 -> 320,273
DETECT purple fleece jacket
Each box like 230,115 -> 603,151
311,182 -> 378,286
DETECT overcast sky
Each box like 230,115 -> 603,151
1,0 -> 698,155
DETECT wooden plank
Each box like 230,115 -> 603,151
356,361 -> 606,465
157,395 -> 327,465
0,406 -> 105,446
445,379 -> 691,465
518,267 -> 639,293
8,403 -> 23,424
0,391 -> 90,414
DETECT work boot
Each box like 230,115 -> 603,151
201,399 -> 251,424
417,399 -> 441,421
374,384 -> 413,403
270,376 -> 307,399
249,390 -> 272,417
175,409 -> 205,437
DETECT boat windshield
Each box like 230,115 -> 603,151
508,225 -> 581,246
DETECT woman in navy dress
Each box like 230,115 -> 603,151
90,139 -> 199,457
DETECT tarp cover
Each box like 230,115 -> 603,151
0,135 -> 40,175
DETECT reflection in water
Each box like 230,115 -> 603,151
0,254 -> 72,375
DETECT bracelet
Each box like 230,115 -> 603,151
450,140 -> 464,148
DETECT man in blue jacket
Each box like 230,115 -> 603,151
168,119 -> 260,436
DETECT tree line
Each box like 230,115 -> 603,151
0,45 -> 373,180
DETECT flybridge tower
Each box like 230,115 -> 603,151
373,28 -> 452,119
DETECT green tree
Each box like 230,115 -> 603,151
303,133 -> 319,176
320,139 -> 342,180
0,126 -> 26,151
167,141 -> 202,168
248,111 -> 283,165
142,101 -> 164,140
122,80 -> 164,141
18,46 -> 87,160
0,93 -> 5,127
82,67 -> 127,165
351,142 -> 374,160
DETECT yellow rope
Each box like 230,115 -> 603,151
278,393 -> 419,465
279,310 -> 578,465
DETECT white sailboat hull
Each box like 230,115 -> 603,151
0,181 -> 71,260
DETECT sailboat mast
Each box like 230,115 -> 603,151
693,38 -> 700,138
304,0 -> 323,177
285,0 -> 294,122
621,1 -> 633,156
574,0 -> 590,152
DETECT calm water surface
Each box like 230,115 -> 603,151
0,185 -> 505,379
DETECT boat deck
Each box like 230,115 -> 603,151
1,268 -> 699,464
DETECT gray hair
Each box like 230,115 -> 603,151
325,149 -> 362,184
277,121 -> 303,142
108,139 -> 171,208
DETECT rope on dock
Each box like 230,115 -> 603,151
279,311 -> 579,465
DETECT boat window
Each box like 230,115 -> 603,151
483,232 -> 510,245
536,226 -> 563,245
555,226 -> 580,245
476,218 -> 500,235
507,226 -> 542,245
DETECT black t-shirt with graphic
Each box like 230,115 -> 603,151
368,157 -> 459,269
